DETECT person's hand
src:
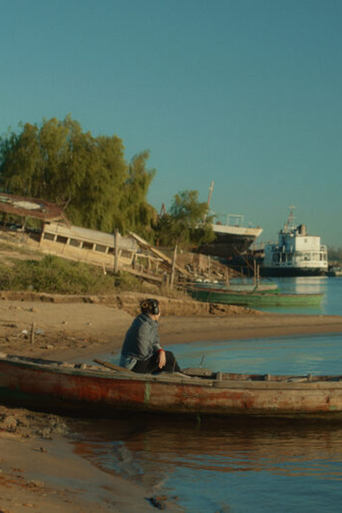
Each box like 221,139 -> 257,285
158,349 -> 166,369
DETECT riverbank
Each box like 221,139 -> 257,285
0,409 -> 183,513
1,292 -> 342,512
1,291 -> 342,360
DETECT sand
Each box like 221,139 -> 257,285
1,293 -> 342,512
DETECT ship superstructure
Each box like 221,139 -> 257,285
262,208 -> 328,276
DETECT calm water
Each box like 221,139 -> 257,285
76,277 -> 342,513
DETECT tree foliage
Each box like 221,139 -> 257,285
120,150 -> 157,238
155,190 -> 215,249
0,116 -> 156,234
0,117 -> 215,250
328,247 -> 342,263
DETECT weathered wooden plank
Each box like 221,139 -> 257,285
129,232 -> 192,278
93,359 -> 134,374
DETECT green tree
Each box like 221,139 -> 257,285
0,116 -> 156,235
328,247 -> 342,263
155,189 -> 215,249
122,150 -> 157,238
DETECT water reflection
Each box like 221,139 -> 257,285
257,276 -> 342,316
282,276 -> 328,295
72,416 -> 342,513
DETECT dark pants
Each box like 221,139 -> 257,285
132,350 -> 181,374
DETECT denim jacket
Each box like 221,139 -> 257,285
120,313 -> 162,369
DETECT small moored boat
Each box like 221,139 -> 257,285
187,285 -> 323,307
1,353 -> 342,419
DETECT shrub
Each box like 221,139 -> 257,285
0,255 -> 115,294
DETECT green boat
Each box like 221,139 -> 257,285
187,285 -> 324,307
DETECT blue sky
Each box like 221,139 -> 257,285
1,0 -> 341,246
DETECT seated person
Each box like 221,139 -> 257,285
120,298 -> 181,374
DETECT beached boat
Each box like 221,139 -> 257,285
197,183 -> 263,259
187,285 -> 323,307
0,353 -> 342,419
199,216 -> 263,259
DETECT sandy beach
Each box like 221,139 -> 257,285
1,293 -> 342,512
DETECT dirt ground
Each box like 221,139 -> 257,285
1,290 -> 342,360
1,292 -> 342,512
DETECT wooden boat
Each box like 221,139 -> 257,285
1,353 -> 342,419
191,280 -> 279,293
187,285 -> 323,307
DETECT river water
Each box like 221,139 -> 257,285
75,276 -> 342,513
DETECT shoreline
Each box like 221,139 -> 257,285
1,296 -> 342,360
46,314 -> 342,363
1,296 -> 342,512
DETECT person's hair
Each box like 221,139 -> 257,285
140,298 -> 159,315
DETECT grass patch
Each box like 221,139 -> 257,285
0,255 -> 146,295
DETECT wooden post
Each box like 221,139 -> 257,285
170,244 -> 178,289
40,223 -> 45,247
253,259 -> 257,286
225,266 -> 230,287
257,263 -> 260,287
30,322 -> 35,344
114,229 -> 120,273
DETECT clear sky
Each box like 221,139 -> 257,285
1,0 -> 341,247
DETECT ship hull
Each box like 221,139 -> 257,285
200,225 -> 263,259
200,235 -> 258,258
261,267 -> 327,277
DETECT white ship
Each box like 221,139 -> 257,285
262,208 -> 328,277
